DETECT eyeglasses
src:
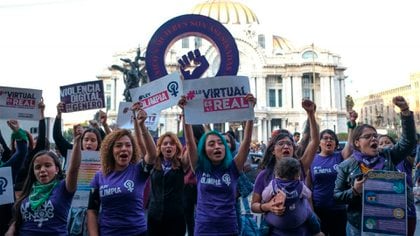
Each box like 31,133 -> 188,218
321,137 -> 335,141
275,141 -> 294,147
359,133 -> 379,140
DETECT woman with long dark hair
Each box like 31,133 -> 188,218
6,125 -> 83,235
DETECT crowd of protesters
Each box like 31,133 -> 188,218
0,94 -> 419,236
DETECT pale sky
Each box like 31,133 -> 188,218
1,0 -> 419,120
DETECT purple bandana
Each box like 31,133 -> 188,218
353,150 -> 385,170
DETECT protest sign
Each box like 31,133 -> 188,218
0,86 -> 42,120
66,150 -> 101,208
362,170 -> 406,236
116,101 -> 160,131
0,167 -> 14,205
60,80 -> 105,113
129,72 -> 182,113
183,76 -> 254,124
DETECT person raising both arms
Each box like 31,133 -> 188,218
87,106 -> 156,236
179,93 -> 256,235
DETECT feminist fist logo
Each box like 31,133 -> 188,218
0,177 -> 8,195
178,49 -> 209,80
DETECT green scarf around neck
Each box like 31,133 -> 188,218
29,179 -> 59,210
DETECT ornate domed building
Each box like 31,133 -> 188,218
100,0 -> 348,141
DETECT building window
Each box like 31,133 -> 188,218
106,84 -> 111,91
271,118 -> 282,130
182,38 -> 189,48
194,37 -> 202,48
277,89 -> 282,107
106,95 -> 111,110
213,123 -> 223,132
302,74 -> 314,100
266,75 -> 283,107
302,51 -> 318,60
258,34 -> 265,48
269,89 -> 276,107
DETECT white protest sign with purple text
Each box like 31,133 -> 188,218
116,101 -> 160,131
0,167 -> 14,205
60,80 -> 105,113
183,76 -> 254,124
0,86 -> 42,120
129,72 -> 182,114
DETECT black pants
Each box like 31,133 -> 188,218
314,207 -> 347,236
148,214 -> 186,236
183,184 -> 197,236
0,204 -> 12,235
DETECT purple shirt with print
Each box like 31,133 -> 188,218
194,160 -> 240,235
91,162 -> 150,235
310,152 -> 345,209
19,180 -> 74,236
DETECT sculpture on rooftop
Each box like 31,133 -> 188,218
110,47 -> 147,102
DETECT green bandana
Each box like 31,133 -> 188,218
29,179 -> 59,211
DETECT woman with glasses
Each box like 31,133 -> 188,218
306,110 -> 357,236
334,96 -> 417,235
251,99 -> 320,235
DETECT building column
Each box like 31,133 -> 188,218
257,118 -> 263,143
267,119 -> 272,140
224,122 -> 230,132
283,76 -> 292,109
256,76 -> 267,108
293,75 -> 303,110
329,76 -> 335,109
320,76 -> 331,110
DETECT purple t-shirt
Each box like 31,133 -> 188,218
194,160 -> 240,235
19,180 -> 74,236
91,162 -> 150,235
310,152 -> 345,209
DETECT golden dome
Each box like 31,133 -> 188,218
191,0 -> 259,25
273,35 -> 294,51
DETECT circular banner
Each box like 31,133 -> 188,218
146,14 -> 239,81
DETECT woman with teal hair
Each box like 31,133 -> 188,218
179,93 -> 256,235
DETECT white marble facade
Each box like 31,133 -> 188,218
98,0 -> 348,142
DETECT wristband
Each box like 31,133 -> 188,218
347,121 -> 356,129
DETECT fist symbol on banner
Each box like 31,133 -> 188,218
178,49 -> 209,80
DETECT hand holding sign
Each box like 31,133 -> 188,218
131,101 -> 148,125
178,49 -> 209,80
245,93 -> 257,108
178,95 -> 187,111
73,124 -> 83,141
57,102 -> 65,117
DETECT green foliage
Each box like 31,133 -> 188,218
386,129 -> 399,140
62,128 -> 73,143
337,132 -> 348,141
